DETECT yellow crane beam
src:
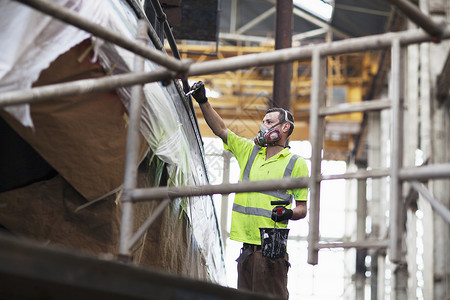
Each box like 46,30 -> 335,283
169,43 -> 382,160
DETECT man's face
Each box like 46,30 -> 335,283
262,111 -> 282,129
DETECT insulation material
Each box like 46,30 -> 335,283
0,0 -> 103,127
0,0 -> 226,285
0,171 -> 210,280
1,39 -> 149,201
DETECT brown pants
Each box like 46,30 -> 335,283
237,246 -> 290,299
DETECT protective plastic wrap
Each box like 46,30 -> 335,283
0,0 -> 225,285
0,0 -> 103,127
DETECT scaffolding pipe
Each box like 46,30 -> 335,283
307,49 -> 326,265
0,69 -> 176,107
14,0 -> 185,72
188,26 -> 450,76
321,168 -> 391,181
3,2 -> 449,294
187,27 -> 450,76
385,0 -> 445,41
319,98 -> 391,116
118,20 -> 147,259
128,198 -> 171,249
2,28 -> 450,107
319,163 -> 450,181
128,177 -> 310,202
118,162 -> 450,203
410,181 -> 450,226
389,38 -> 404,264
316,239 -> 389,250
355,168 -> 368,300
399,163 -> 450,180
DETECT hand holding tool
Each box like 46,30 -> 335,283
270,200 -> 292,222
189,81 -> 208,103
271,206 -> 293,222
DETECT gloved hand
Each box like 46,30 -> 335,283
271,206 -> 293,222
190,81 -> 208,104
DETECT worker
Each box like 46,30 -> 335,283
191,81 -> 309,299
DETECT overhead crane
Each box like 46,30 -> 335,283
169,42 -> 384,160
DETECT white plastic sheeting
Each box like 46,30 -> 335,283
0,0 -> 104,127
0,0 -> 226,285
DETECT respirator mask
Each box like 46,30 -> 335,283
254,123 -> 283,147
254,109 -> 293,147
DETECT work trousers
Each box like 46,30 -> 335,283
237,245 -> 290,299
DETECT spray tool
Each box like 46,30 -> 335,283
259,200 -> 291,258
185,83 -> 203,97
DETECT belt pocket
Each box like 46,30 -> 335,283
236,247 -> 254,263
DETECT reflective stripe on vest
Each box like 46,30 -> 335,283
241,145 -> 300,201
232,203 -> 272,219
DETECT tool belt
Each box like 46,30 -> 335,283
236,243 -> 261,263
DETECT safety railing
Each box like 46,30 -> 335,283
2,2 -> 450,296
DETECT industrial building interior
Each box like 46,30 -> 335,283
181,0 -> 450,299
0,0 -> 449,299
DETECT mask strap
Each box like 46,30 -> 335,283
284,109 -> 293,125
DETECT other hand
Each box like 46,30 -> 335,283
271,206 -> 293,222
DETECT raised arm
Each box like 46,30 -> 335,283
191,81 -> 228,143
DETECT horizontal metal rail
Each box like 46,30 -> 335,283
399,163 -> 450,180
320,168 -> 391,181
15,0 -> 186,72
319,98 -> 391,116
315,239 -> 389,250
188,26 -> 450,76
128,177 -> 310,202
2,27 -> 450,107
0,69 -> 176,107
124,163 -> 450,204
319,164 -> 450,181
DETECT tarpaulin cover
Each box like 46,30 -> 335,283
1,39 -> 149,201
0,0 -> 102,127
0,0 -> 226,285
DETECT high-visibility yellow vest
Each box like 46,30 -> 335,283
224,130 -> 308,245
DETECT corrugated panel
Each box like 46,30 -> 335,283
332,0 -> 392,38
171,0 -> 219,41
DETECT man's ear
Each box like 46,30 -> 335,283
281,122 -> 290,133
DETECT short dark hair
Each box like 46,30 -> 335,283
266,107 -> 294,137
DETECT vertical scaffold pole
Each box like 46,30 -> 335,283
307,50 -> 327,265
390,38 -> 408,300
118,20 -> 148,260
389,38 -> 405,264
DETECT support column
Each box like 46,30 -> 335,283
272,0 -> 293,110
